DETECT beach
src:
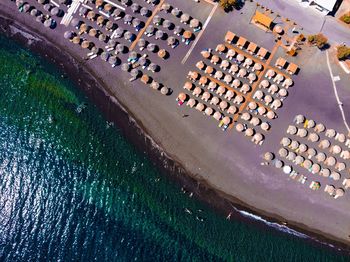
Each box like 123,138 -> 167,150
1,0 -> 350,252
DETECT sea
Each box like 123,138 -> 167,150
0,34 -> 348,261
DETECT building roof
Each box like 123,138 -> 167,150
253,11 -> 272,28
313,0 -> 337,11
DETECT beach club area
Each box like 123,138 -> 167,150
2,0 -> 350,246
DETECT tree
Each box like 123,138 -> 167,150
219,0 -> 237,12
340,13 -> 350,24
337,46 -> 350,60
307,33 -> 328,49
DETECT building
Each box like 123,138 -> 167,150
296,0 -> 338,14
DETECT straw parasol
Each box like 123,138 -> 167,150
196,103 -> 205,111
121,63 -> 130,72
279,148 -> 288,157
140,7 -> 149,17
236,54 -> 245,62
297,128 -> 308,138
257,106 -> 266,116
254,133 -> 264,143
190,18 -> 200,28
307,148 -> 317,158
224,75 -> 233,85
160,87 -> 169,95
216,44 -> 226,53
303,159 -> 312,169
210,96 -> 220,105
325,129 -> 336,138
319,139 -> 331,149
308,133 -> 320,143
281,137 -> 291,147
167,36 -> 177,46
290,140 -> 299,150
214,71 -> 223,79
266,69 -> 275,78
325,156 -> 336,166
316,152 -> 326,162
254,63 -> 262,71
320,168 -> 331,177
311,164 -> 321,174
248,101 -> 258,110
211,55 -> 220,64
64,31 -> 74,40
236,123 -> 244,132
295,155 -> 304,165
213,111 -> 222,121
131,3 -> 140,12
334,188 -> 345,199
230,64 -> 239,73
254,90 -> 264,100
261,122 -> 270,131
217,86 -> 226,96
72,36 -> 80,44
260,80 -> 270,88
227,49 -> 236,58
274,159 -> 284,168
183,31 -> 192,39
81,40 -> 90,49
324,184 -> 335,195
286,151 -> 296,161
208,81 -> 217,90
193,86 -> 202,97
298,143 -> 308,153
264,95 -> 273,104
287,125 -> 297,135
331,145 -> 342,154
222,116 -> 231,125
219,101 -> 228,111
158,49 -> 167,59
330,172 -> 341,181
241,112 -> 251,121
269,84 -> 279,94
187,98 -> 196,108
337,133 -> 346,143
151,81 -> 160,90
201,50 -> 211,59
234,95 -> 244,104
232,79 -> 241,88
163,19 -> 173,29
245,128 -> 255,137
199,76 -> 208,86
251,117 -> 261,126
264,152 -> 275,161
227,105 -> 238,114
205,107 -> 214,116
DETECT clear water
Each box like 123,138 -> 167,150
0,35 -> 348,261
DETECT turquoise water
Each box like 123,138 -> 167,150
0,35 -> 348,261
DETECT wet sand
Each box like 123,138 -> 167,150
1,0 -> 350,252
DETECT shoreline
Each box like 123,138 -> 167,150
0,12 -> 349,255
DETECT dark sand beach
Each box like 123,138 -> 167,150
1,0 -> 350,252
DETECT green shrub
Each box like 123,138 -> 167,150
337,46 -> 350,60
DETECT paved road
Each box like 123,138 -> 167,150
254,0 -> 350,44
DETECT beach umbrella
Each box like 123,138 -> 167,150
135,38 -> 146,49
204,66 -> 214,75
241,84 -> 250,94
343,179 -> 350,189
297,128 -> 308,138
231,79 -> 240,88
205,107 -> 214,116
236,54 -> 245,62
248,101 -> 258,110
210,96 -> 220,106
241,112 -> 251,121
248,73 -> 257,82
207,81 -> 216,91
193,86 -> 202,97
214,71 -> 223,80
50,7 -> 60,16
91,47 -> 100,55
124,14 -> 133,24
281,137 -> 291,147
202,92 -> 211,101
147,43 -> 158,52
112,9 -> 122,18
223,74 -> 233,85
146,25 -> 155,35
72,36 -> 80,44
220,60 -> 230,70
198,76 -> 208,86
295,155 -> 304,165
130,69 -> 140,78
131,3 -> 140,12
306,120 -> 316,129
303,159 -> 312,169
148,63 -> 159,73
245,128 -> 255,137
308,133 -> 319,142
160,87 -> 169,95
254,63 -> 262,71
155,30 -> 165,40
311,164 -> 321,174
287,151 -> 296,161
307,148 -> 317,157
341,150 -> 350,160
115,44 -> 125,53
196,103 -> 205,112
106,20 -> 115,31
171,7 -> 181,17
278,148 -> 288,158
64,31 -> 74,40
153,15 -> 162,25
234,95 -> 244,104
108,55 -> 118,66
88,28 -> 97,37
43,19 -> 52,28
324,185 -> 335,195
201,50 -> 211,59
325,156 -> 336,166
260,80 -> 270,88
79,6 -> 88,16
245,58 -> 253,66
319,139 -> 330,149
95,0 -> 103,7
337,133 -> 346,143
43,3 -> 52,11
70,18 -> 80,27
287,125 -> 297,135
331,145 -> 342,154
290,140 -> 299,150
98,33 -> 107,42
219,101 -> 228,111
107,38 -> 117,49
150,81 -> 160,90
124,31 -> 134,41
22,3 -> 30,12
235,123 -> 244,132
141,74 -> 150,84
316,152 -> 326,162
138,57 -> 148,67
183,82 -> 193,91
186,98 -> 196,108
180,13 -> 190,23
238,68 -> 247,78
97,15 -> 105,25
37,0 -> 45,3
271,99 -> 282,109
121,63 -> 130,72
196,61 -> 205,71
121,0 -> 130,6
275,73 -> 284,82
320,168 -> 331,177
222,116 -> 231,125
190,18 -> 200,28
274,159 -> 284,168
254,90 -> 264,100
177,93 -> 187,102
100,52 -> 110,61
278,88 -> 288,97
183,31 -> 192,39
87,11 -> 96,20
161,2 -> 171,12
227,105 -> 238,115
140,7 -> 149,17
30,8 -> 39,16
132,18 -> 142,28
81,40 -> 90,49
325,129 -> 336,138
167,36 -> 177,46
268,84 -> 278,94
264,152 -> 274,161
334,188 -> 344,199
211,55 -> 220,64
79,23 -> 88,33
261,122 -> 270,131
104,4 -> 112,13
282,165 -> 292,174
283,78 -> 293,88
